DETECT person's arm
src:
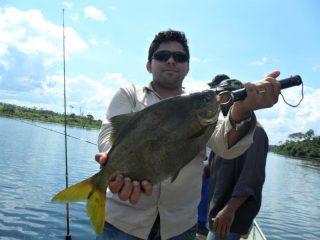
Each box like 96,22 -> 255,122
213,196 -> 248,237
227,70 -> 280,147
208,70 -> 280,159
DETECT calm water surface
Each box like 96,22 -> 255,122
1,117 -> 320,240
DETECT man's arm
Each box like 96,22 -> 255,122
213,197 -> 248,237
227,70 -> 280,147
208,70 -> 280,159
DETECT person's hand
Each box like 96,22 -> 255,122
231,70 -> 281,122
212,206 -> 235,237
95,152 -> 153,204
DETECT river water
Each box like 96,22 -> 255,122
0,117 -> 319,240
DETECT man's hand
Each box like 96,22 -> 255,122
231,70 -> 281,122
212,206 -> 235,238
95,152 -> 153,204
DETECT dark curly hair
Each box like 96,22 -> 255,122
148,29 -> 190,63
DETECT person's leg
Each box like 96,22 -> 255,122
96,221 -> 141,240
148,215 -> 197,240
148,215 -> 161,240
206,231 -> 240,240
197,176 -> 209,235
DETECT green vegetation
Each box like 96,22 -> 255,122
0,102 -> 102,129
272,129 -> 320,161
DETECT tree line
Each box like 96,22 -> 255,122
0,102 -> 102,129
271,129 -> 320,160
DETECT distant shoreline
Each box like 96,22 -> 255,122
0,102 -> 102,129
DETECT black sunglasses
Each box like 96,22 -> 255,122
152,50 -> 189,63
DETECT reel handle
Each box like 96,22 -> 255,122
232,75 -> 302,102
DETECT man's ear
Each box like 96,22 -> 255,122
146,62 -> 152,73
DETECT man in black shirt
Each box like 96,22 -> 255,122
206,76 -> 268,240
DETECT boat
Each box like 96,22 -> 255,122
242,220 -> 267,240
196,220 -> 266,240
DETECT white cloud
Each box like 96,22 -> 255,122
0,7 -> 87,67
84,6 -> 107,22
256,86 -> 320,144
0,7 -> 93,116
183,77 -> 209,93
250,56 -> 268,65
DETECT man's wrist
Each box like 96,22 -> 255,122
229,108 -> 253,131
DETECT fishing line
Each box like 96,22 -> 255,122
280,81 -> 304,107
8,117 -> 97,145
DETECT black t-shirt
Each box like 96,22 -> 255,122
208,126 -> 269,235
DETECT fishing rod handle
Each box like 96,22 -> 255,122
232,75 -> 302,102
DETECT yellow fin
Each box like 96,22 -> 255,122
52,177 -> 94,202
52,176 -> 107,235
87,190 -> 106,235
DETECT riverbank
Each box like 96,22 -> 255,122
0,102 -> 102,129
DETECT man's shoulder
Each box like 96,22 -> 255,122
120,83 -> 143,94
254,124 -> 268,139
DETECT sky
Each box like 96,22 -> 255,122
0,0 -> 319,144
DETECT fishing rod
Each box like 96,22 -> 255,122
219,75 -> 304,106
62,8 -> 71,240
232,75 -> 303,101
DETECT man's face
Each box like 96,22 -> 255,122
146,41 -> 189,89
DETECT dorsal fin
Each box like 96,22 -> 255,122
109,112 -> 137,145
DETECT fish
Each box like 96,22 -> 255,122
52,89 -> 220,235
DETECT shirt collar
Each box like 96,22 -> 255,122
144,82 -> 187,99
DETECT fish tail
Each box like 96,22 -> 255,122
51,175 -> 107,235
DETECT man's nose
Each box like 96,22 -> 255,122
166,56 -> 176,64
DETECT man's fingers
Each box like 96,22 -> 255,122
129,181 -> 141,204
109,175 -> 124,193
118,177 -> 133,201
221,224 -> 228,237
95,153 -> 108,166
141,180 -> 153,196
266,70 -> 280,79
226,225 -> 231,236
